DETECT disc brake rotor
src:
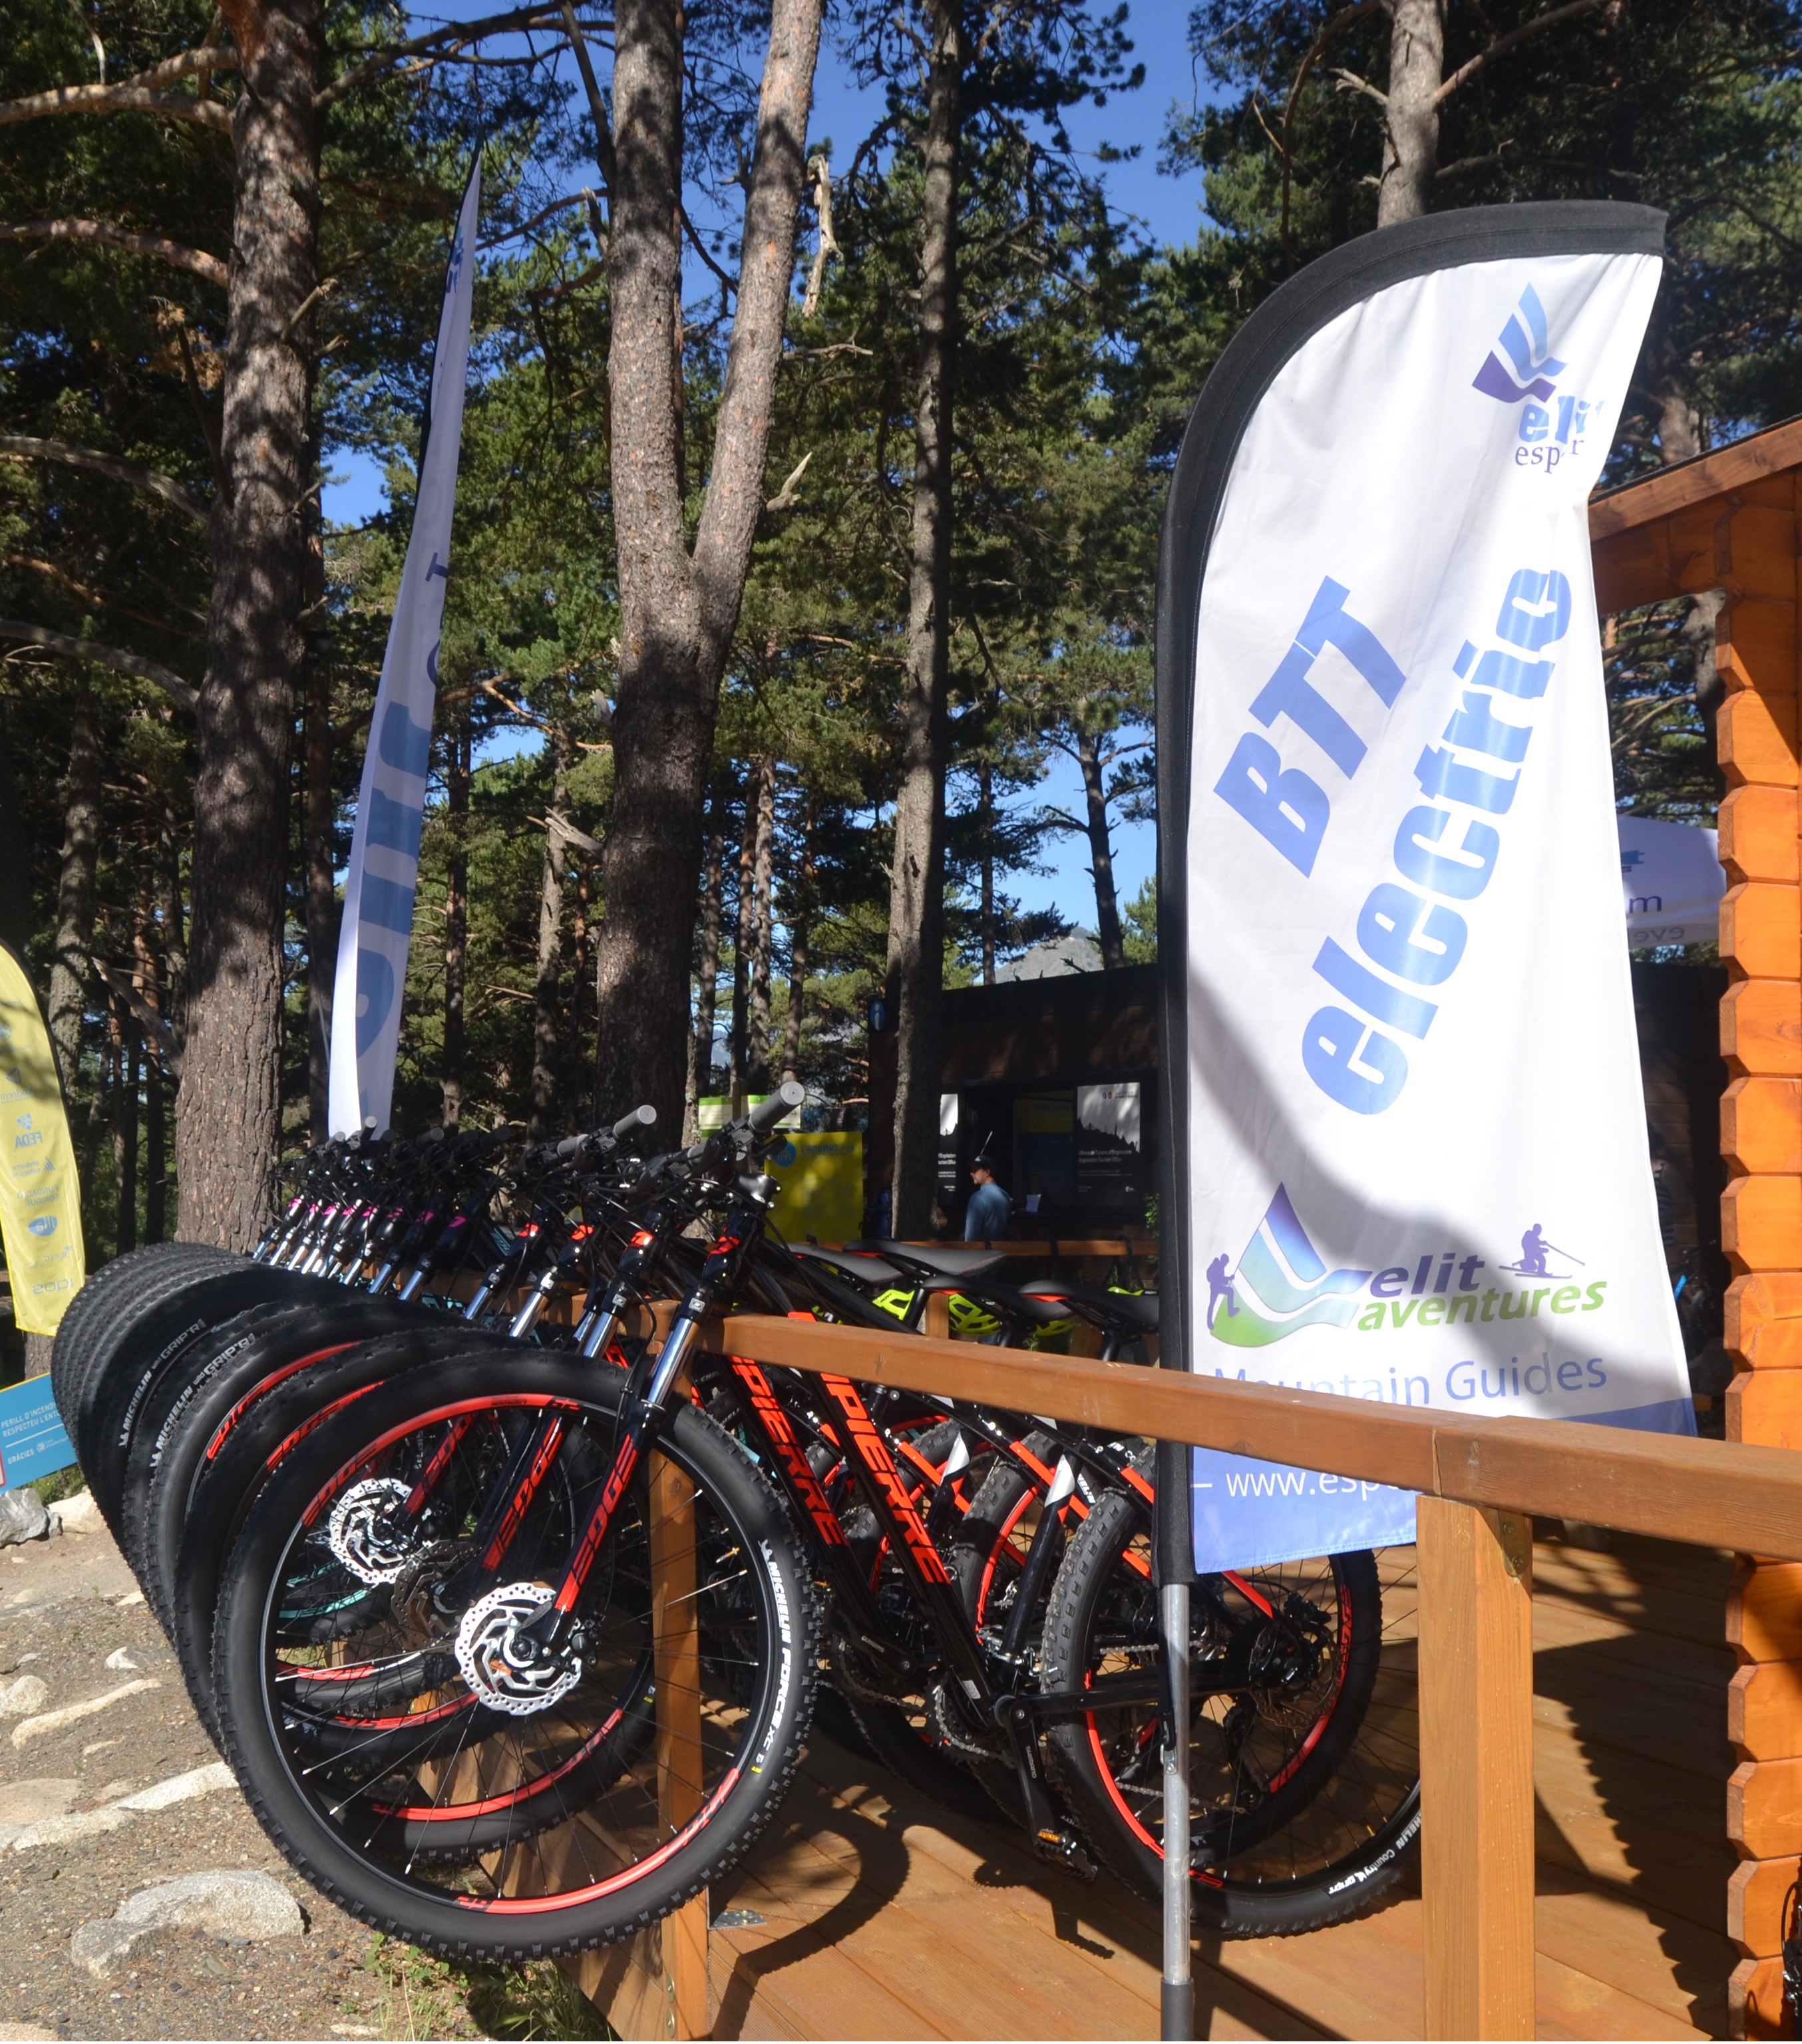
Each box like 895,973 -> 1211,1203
454,1580 -> 584,1718
327,1478 -> 418,1585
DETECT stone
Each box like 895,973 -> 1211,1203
0,1780 -> 75,1826
0,1492 -> 48,1547
71,1870 -> 304,1977
0,2024 -> 57,2041
113,1761 -> 234,1811
11,1677 -> 159,1747
51,1491 -> 100,1535
0,1675 -> 47,1719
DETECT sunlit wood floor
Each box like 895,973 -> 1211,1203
578,1532 -> 1735,2041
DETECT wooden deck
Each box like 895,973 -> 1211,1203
572,1529 -> 1737,2040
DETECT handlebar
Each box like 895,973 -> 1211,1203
749,1081 -> 805,1135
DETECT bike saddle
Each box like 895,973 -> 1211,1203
850,1241 -> 1008,1280
1020,1280 -> 1161,1332
789,1244 -> 908,1286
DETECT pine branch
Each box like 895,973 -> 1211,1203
1435,0 -> 1604,105
0,46 -> 236,130
0,434 -> 209,522
0,218 -> 227,286
317,5 -> 572,110
0,619 -> 197,710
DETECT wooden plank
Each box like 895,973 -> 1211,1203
708,1314 -> 1802,1560
1721,883 -> 1801,978
1724,511 -> 1802,603
1721,596 -> 1802,691
1721,1175 -> 1802,1272
1720,786 -> 1800,885
1723,1078 -> 1802,1176
1589,418 -> 1802,541
1729,1368 -> 1802,1448
651,1448 -> 710,2041
1419,1498 -> 1535,2040
1729,1854 -> 1801,1954
1729,1755 -> 1802,1857
1727,1272 -> 1802,1355
1722,981 -> 1802,1079
1717,691 -> 1799,788
1731,1562 -> 1802,1663
1731,1661 -> 1802,1759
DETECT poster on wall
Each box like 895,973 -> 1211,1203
1154,204 -> 1692,1574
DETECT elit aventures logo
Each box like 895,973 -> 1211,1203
1472,282 -> 1603,472
1206,1184 -> 1608,1349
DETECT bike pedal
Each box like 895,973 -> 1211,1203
1033,1825 -> 1099,1882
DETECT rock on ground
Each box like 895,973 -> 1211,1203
0,1495 -> 48,1550
71,1871 -> 304,1977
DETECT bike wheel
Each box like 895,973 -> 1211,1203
134,1297 -> 431,1633
167,1325 -> 514,1737
67,1257 -> 343,1533
212,1347 -> 817,1958
50,1242 -> 235,1443
1041,1485 -> 1420,1937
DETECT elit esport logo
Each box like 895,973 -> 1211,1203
1472,282 -> 1602,472
1206,1184 -> 1607,1348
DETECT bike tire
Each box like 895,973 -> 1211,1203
166,1323 -> 512,1737
131,1295 -> 433,1628
1040,1485 -> 1421,1938
50,1242 -> 235,1437
212,1346 -> 818,1959
69,1258 -> 343,1533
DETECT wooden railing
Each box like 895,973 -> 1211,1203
616,1312 -> 1802,2042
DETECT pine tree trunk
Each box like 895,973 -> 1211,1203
530,728 -> 573,1138
1377,0 -> 1443,227
1078,725 -> 1124,969
745,755 -> 777,1091
589,0 -> 820,1132
47,692 -> 101,1095
112,999 -> 139,1256
0,711 -> 31,958
177,0 -> 323,1250
134,865 -> 166,1242
781,796 -> 814,1077
303,641 -> 335,1142
729,771 -> 756,1108
978,759 -> 995,985
156,800 -> 188,1041
442,709 -> 470,1130
887,0 -> 962,1238
687,798 -> 726,1140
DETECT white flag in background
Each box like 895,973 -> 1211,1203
329,161 -> 481,1134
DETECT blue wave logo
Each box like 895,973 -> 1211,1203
1473,283 -> 1566,405
26,1215 -> 55,1238
1207,1186 -> 1371,1349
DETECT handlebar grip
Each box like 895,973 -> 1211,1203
555,1133 -> 589,1161
748,1080 -> 805,1135
612,1104 -> 657,1141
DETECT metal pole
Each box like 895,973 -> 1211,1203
1161,1579 -> 1193,2042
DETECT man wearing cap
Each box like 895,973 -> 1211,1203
965,1156 -> 1011,1243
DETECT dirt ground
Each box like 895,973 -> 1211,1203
0,1504 -> 516,2043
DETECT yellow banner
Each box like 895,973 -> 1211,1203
769,1132 -> 864,1247
0,943 -> 85,1334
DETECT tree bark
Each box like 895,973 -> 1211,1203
303,633 -> 335,1142
590,0 -> 820,1132
1377,0 -> 1444,227
441,709 -> 470,1130
1078,724 -> 1124,970
114,1007 -> 140,1254
0,710 -> 32,958
729,771 -> 755,1108
745,754 -> 777,1091
47,692 -> 101,1094
686,794 -> 726,1140
176,0 -> 322,1250
978,758 -> 994,985
529,725 -> 573,1138
887,0 -> 962,1239
154,798 -> 188,1045
133,862 -> 166,1242
781,794 -> 814,1078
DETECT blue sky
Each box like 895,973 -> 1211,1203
324,0 -> 1208,934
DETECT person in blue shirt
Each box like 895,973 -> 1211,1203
965,1156 -> 1011,1242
